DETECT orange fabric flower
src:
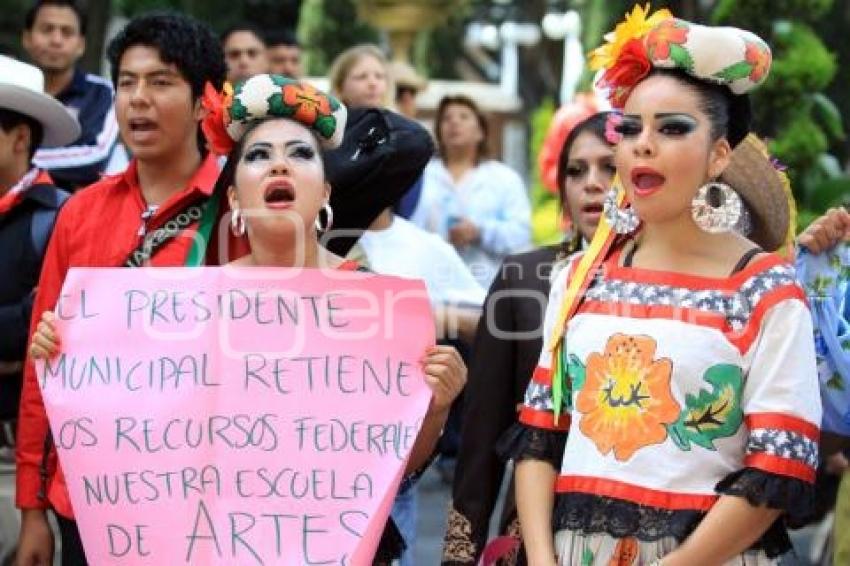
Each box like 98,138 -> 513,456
646,19 -> 689,60
745,42 -> 771,83
598,39 -> 652,108
577,334 -> 680,461
282,83 -> 332,125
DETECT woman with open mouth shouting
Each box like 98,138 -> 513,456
508,5 -> 819,566
28,74 -> 467,565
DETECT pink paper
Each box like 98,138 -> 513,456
38,266 -> 435,565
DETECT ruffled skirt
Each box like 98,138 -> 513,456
554,530 -> 781,565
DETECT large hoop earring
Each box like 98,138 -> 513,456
230,207 -> 246,236
691,181 -> 742,233
603,187 -> 640,234
315,202 -> 333,232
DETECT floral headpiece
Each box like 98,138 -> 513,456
589,4 -> 772,108
201,74 -> 347,156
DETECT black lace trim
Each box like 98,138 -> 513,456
552,489 -> 793,558
496,423 -> 566,468
715,467 -> 816,528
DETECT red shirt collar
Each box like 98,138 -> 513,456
121,152 -> 221,202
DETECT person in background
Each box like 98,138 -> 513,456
410,94 -> 531,289
0,54 -> 78,564
15,12 -> 228,565
329,44 -> 393,110
389,60 -> 428,220
795,207 -> 850,565
511,7 -> 819,564
443,109 -> 614,566
221,22 -> 268,84
266,29 -> 302,79
330,42 -> 480,565
22,0 -> 119,192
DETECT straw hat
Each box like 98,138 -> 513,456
720,134 -> 793,252
389,61 -> 427,92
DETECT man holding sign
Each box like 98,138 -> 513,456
23,67 -> 466,564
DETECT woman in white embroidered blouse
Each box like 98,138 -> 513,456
508,6 -> 821,566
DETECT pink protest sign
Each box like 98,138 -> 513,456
37,266 -> 435,565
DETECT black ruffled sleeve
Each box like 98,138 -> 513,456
716,467 -> 816,528
496,422 -> 566,469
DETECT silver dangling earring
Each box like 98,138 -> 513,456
230,207 -> 246,236
315,202 -> 333,232
691,181 -> 742,233
603,187 -> 640,234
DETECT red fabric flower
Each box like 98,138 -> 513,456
282,83 -> 332,125
599,38 -> 652,108
745,42 -> 771,83
646,19 -> 689,60
200,82 -> 235,156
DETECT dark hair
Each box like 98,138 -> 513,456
648,68 -> 751,148
395,84 -> 417,103
24,0 -> 85,35
0,108 -> 44,161
435,94 -> 488,161
107,12 -> 225,100
107,12 -> 226,153
266,29 -> 298,49
221,23 -> 267,48
555,111 -> 613,206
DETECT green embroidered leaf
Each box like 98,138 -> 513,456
314,114 -> 337,139
269,74 -> 290,87
841,339 -> 850,351
581,547 -> 595,566
266,92 -> 295,118
667,364 -> 744,451
713,61 -> 753,82
230,96 -> 249,121
568,354 -> 586,392
669,44 -> 694,72
827,372 -> 846,391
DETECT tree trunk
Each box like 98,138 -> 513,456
80,0 -> 111,74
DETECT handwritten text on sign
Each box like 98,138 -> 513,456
38,267 -> 435,565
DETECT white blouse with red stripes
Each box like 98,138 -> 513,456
520,248 -> 821,513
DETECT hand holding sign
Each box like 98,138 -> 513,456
36,266 -> 439,565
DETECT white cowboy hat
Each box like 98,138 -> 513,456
0,55 -> 80,147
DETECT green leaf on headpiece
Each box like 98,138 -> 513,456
230,96 -> 249,122
667,363 -> 743,451
713,61 -> 753,82
328,96 -> 340,112
669,44 -> 694,72
267,92 -> 295,118
269,74 -> 291,87
314,114 -> 337,139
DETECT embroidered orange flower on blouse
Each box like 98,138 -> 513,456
577,334 -> 680,461
282,82 -> 332,125
744,42 -> 771,83
645,18 -> 689,60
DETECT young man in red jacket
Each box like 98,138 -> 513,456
15,12 -> 227,564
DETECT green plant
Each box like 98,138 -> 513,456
528,98 -> 564,246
